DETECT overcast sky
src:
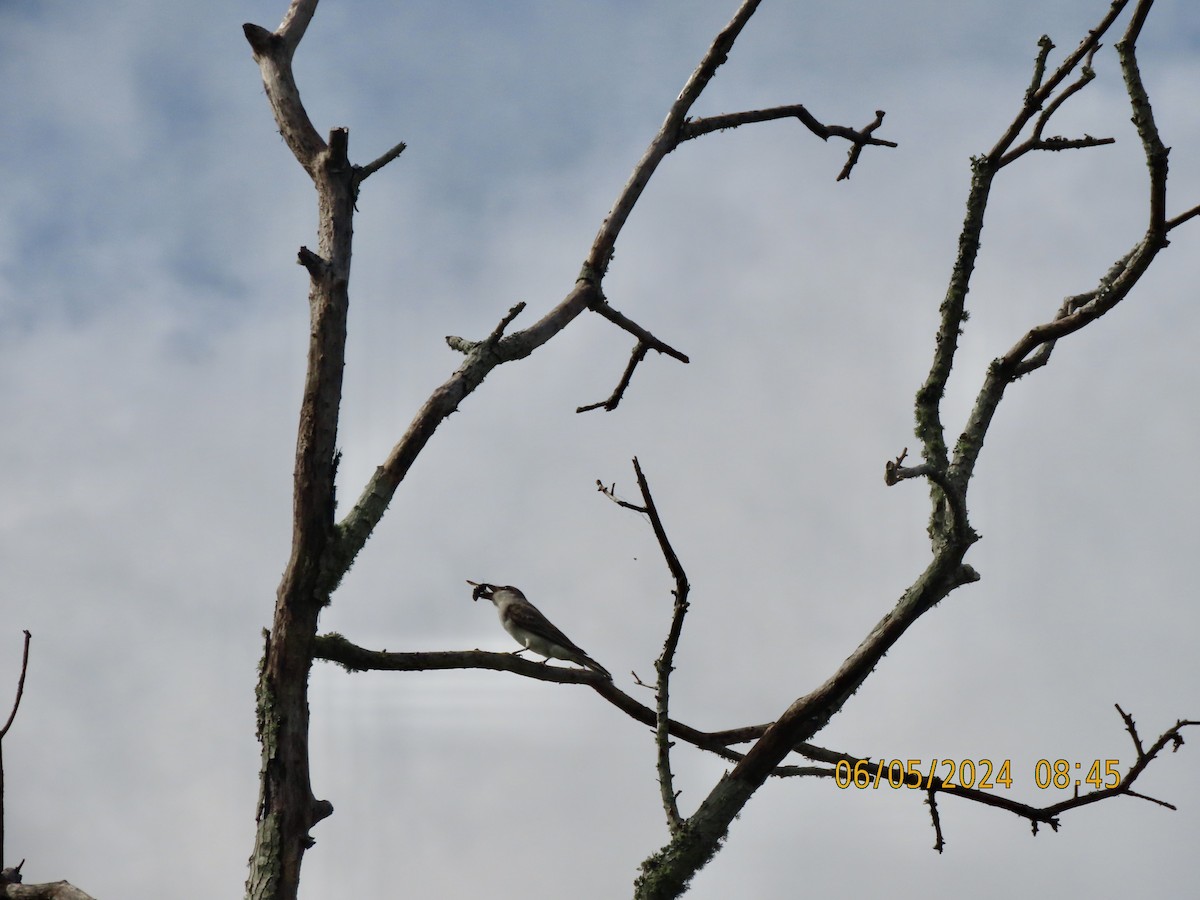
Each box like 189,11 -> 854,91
2,1 -> 1198,897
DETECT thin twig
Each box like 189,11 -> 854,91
1023,35 -> 1055,106
1117,703 -> 1145,758
356,140 -> 407,184
578,343 -> 649,413
0,631 -> 31,740
595,480 -> 649,514
841,708 -> 1197,850
838,110 -> 891,180
1002,46 -> 1114,167
1166,203 -> 1200,230
927,789 -> 945,853
633,459 -> 691,833
577,296 -> 689,413
883,449 -> 974,542
681,104 -> 897,179
586,297 -> 689,363
1,630 -> 32,873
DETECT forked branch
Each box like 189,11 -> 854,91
569,0 -> 895,413
913,0 -> 1134,519
681,106 -> 896,181
344,0 -> 895,555
636,2 -> 1192,896
950,0 -> 1189,489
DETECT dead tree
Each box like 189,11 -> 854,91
241,1 -> 1195,898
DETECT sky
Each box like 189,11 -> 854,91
1,0 -> 1198,897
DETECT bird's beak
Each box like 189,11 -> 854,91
467,580 -> 491,601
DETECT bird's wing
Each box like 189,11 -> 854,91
506,600 -> 585,653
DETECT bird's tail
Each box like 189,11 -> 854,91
578,654 -> 612,680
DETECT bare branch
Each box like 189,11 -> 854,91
242,2 -> 326,177
585,0 -> 891,279
1118,0 -> 1170,234
0,631 -> 31,740
596,454 -> 698,838
817,710 -> 1195,853
622,459 -> 693,833
355,140 -> 407,184
680,104 -> 897,180
1007,291 -> 1093,377
571,6 -> 893,414
633,546 -> 982,895
927,790 -> 945,853
312,630 -> 1200,844
446,302 -> 528,356
1006,712 -> 1197,821
1117,703 -> 1146,757
914,1 -> 1133,526
632,460 -> 690,598
1023,35 -> 1055,105
950,0 -> 1181,489
578,343 -> 650,413
315,636 -> 604,680
1167,203 -> 1200,230
273,0 -> 318,53
884,449 -> 974,543
1034,43 -> 1099,136
574,292 -> 691,413
296,246 -> 329,280
882,447 -> 908,486
989,0 -> 1131,158
337,0 -> 781,557
339,284 -> 593,570
1,631 -> 32,871
1002,46 -> 1115,166
585,0 -> 763,280
311,632 -> 838,777
337,0 -> 897,552
587,297 -> 690,364
596,479 -> 649,514
837,110 -> 892,181
577,296 -> 689,413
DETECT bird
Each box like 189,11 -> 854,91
469,581 -> 612,679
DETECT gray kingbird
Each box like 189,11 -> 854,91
469,581 -> 612,679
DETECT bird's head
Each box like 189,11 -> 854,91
467,580 -> 494,602
467,581 -> 524,604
